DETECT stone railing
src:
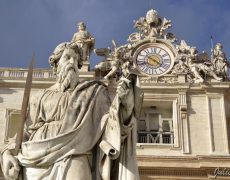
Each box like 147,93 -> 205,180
137,131 -> 174,144
0,68 -> 55,80
0,68 -> 95,81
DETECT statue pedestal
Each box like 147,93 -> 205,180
81,62 -> 90,72
178,74 -> 186,83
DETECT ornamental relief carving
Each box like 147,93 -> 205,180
95,9 -> 229,84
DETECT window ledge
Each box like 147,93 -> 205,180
136,143 -> 173,149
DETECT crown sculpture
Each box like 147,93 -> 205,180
95,9 -> 229,84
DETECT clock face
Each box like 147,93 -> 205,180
134,43 -> 174,76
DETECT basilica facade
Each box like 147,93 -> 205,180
0,9 -> 230,180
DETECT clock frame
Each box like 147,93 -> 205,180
133,43 -> 175,77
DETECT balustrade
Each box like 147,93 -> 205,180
0,68 -> 54,79
138,131 -> 174,144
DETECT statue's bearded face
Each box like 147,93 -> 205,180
56,48 -> 79,92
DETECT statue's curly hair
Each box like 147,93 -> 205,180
49,42 -> 83,73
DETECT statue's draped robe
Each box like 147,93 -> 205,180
17,80 -> 140,180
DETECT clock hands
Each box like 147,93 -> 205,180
135,44 -> 173,76
148,56 -> 161,66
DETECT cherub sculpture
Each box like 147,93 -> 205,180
95,40 -> 133,80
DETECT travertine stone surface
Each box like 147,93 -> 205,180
188,95 -> 211,154
209,97 -> 227,153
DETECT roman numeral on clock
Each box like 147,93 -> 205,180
144,48 -> 150,54
161,63 -> 170,69
137,55 -> 145,63
162,53 -> 169,58
159,68 -> 164,73
152,47 -> 159,54
157,49 -> 162,54
137,61 -> 146,65
152,69 -> 157,75
163,59 -> 170,64
141,66 -> 148,73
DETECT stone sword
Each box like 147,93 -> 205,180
14,56 -> 34,155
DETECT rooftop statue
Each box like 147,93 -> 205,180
212,43 -> 229,79
1,24 -> 142,179
187,47 -> 222,83
71,22 -> 95,63
174,41 -> 224,83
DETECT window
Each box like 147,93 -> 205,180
137,101 -> 174,144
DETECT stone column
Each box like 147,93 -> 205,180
178,90 -> 190,154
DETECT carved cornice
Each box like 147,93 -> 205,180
139,167 -> 213,177
137,156 -> 230,178
137,155 -> 230,167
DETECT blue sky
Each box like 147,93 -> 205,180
0,0 -> 230,69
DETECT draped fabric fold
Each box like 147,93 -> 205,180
98,77 -> 142,180
18,81 -> 112,179
17,78 -> 141,180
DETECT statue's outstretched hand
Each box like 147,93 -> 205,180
2,150 -> 20,180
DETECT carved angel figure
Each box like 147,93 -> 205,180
95,40 -> 133,80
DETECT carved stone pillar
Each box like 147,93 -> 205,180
178,89 -> 190,154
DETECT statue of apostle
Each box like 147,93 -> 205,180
1,41 -> 142,180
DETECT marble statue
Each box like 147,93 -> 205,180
175,41 -> 223,83
95,40 -> 133,80
94,9 -> 229,85
71,22 -> 95,63
1,40 -> 142,179
172,59 -> 190,75
212,43 -> 229,78
128,9 -> 173,42
49,42 -> 82,74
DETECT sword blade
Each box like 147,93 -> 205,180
14,56 -> 35,154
